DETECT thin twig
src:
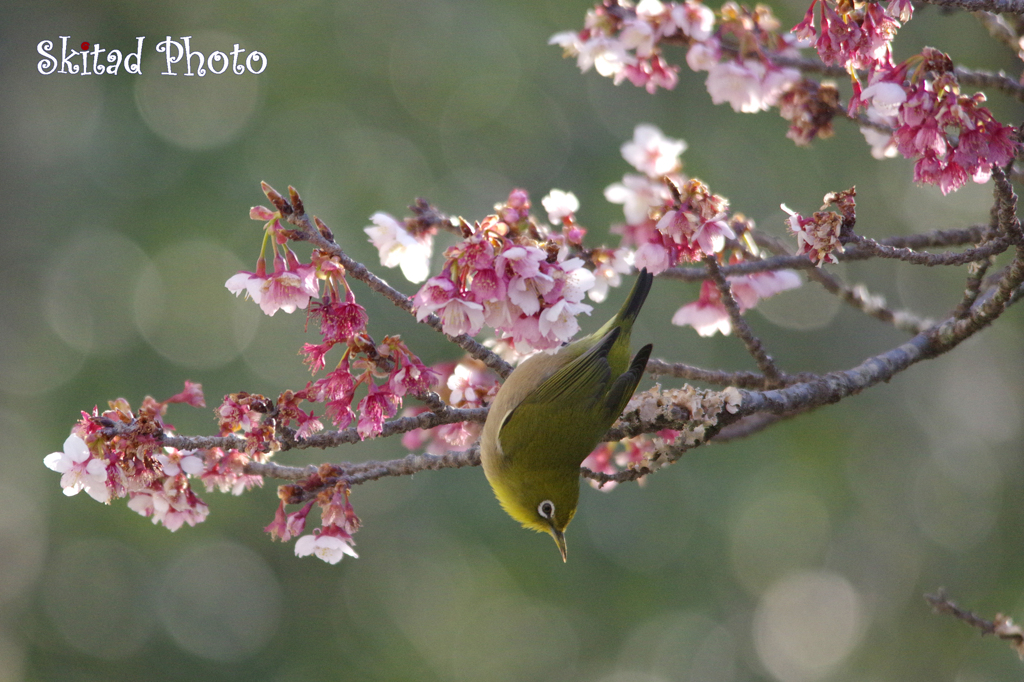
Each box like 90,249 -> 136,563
711,412 -> 788,441
704,256 -> 783,384
925,590 -> 1024,658
843,232 -> 1011,265
877,224 -> 995,249
645,358 -> 818,388
973,11 -> 1023,53
661,225 -> 1000,281
953,258 -> 993,318
957,66 -> 1024,102
741,255 -> 1024,419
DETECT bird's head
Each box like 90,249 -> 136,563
489,469 -> 579,561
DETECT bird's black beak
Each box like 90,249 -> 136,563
550,527 -> 567,562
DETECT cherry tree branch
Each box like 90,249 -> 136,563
843,232 -> 1011,265
753,231 -> 935,334
213,173 -> 1021,492
972,11 -> 1023,53
919,0 -> 1024,17
645,358 -> 819,388
662,224 -> 1002,281
158,405 -> 490,454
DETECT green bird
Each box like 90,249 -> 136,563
480,269 -> 654,561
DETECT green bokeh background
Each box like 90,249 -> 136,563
2,0 -> 1023,680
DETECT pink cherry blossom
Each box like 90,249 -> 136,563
157,450 -> 204,477
728,270 -> 802,309
225,270 -> 266,305
541,189 -> 580,224
604,173 -> 672,225
582,444 -> 620,491
667,1 -> 715,41
539,297 -> 594,345
414,276 -> 486,336
294,528 -> 358,564
704,60 -> 799,113
126,477 -> 209,532
672,281 -> 733,336
783,203 -> 844,265
249,205 -> 276,222
634,241 -> 672,274
356,383 -> 398,439
199,448 -> 264,495
589,248 -> 634,303
364,211 -> 433,284
43,433 -> 110,503
621,124 -> 687,178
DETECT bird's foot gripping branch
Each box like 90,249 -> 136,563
46,0 -> 1023,570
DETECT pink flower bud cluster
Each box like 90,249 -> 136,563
412,189 -> 598,353
794,0 -> 902,71
266,481 -> 360,564
797,1 -> 1019,194
893,68 -> 1018,195
301,326 -> 439,440
44,382 -> 263,532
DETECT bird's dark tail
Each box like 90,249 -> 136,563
615,268 -> 653,326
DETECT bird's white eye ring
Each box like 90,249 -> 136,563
538,500 -> 555,519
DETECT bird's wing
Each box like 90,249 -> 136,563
497,328 -> 620,459
602,343 -> 652,423
514,327 -> 619,408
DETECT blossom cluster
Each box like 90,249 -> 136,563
44,382 -> 263,532
608,124 -> 721,273
410,189 -> 600,353
551,1 -> 801,111
852,56 -> 1018,194
226,205 -> 321,317
607,124 -> 801,336
793,0 -> 1019,194
549,0 -> 701,93
555,0 -> 1019,195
